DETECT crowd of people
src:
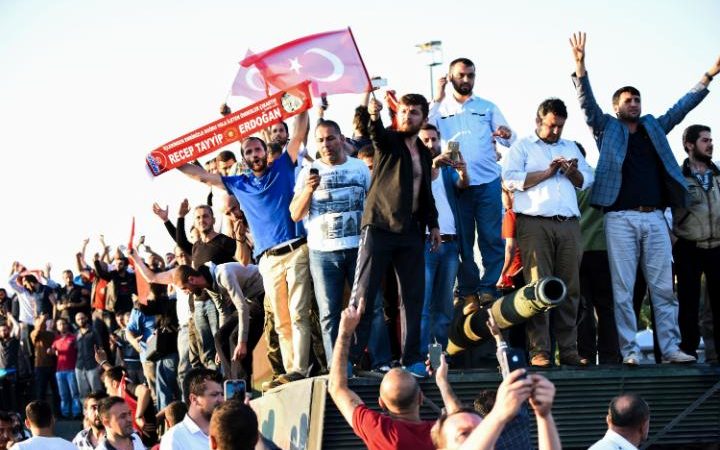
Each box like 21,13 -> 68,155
0,32 -> 718,449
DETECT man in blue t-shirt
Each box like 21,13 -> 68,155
178,111 -> 311,386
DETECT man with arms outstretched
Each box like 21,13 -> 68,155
569,32 -> 720,364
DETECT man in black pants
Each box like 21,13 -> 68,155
349,94 -> 441,378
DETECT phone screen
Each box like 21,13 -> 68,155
224,379 -> 246,401
428,343 -> 443,370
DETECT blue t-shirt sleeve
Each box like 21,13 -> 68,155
126,310 -> 141,334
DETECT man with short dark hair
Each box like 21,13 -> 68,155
173,263 -> 264,383
101,366 -> 157,446
209,401 -> 265,450
93,255 -> 136,315
290,120 -> 390,374
569,32 -> 719,364
178,111 -> 312,385
160,368 -> 223,450
0,311 -> 20,412
502,98 -> 594,367
589,393 -> 650,450
96,397 -> 146,450
9,400 -> 75,450
417,123 -> 469,352
672,124 -> 720,359
73,392 -> 109,450
429,57 -> 515,308
348,94 -> 441,377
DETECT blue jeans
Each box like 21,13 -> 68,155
194,299 -> 219,370
421,240 -> 460,352
55,370 -> 81,417
156,353 -> 179,410
605,210 -> 681,358
457,178 -> 504,296
310,248 -> 391,368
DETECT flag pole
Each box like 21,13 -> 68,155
347,27 -> 376,100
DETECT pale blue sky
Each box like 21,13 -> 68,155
1,0 -> 718,285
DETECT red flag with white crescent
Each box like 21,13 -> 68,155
240,28 -> 372,97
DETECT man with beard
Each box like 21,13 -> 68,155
100,366 -> 157,447
96,397 -> 147,450
94,255 -> 136,315
75,312 -> 104,400
160,368 -> 223,450
172,263 -> 264,384
348,95 -> 441,377
177,112 -> 311,386
417,123 -> 468,354
73,392 -> 109,450
569,32 -> 720,365
429,58 -> 515,311
672,125 -> 720,360
502,98 -> 593,367
56,270 -> 91,326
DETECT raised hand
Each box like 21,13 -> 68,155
569,32 -> 586,63
569,32 -> 587,77
368,98 -> 383,118
152,203 -> 169,222
178,198 -> 190,217
435,76 -> 448,102
492,125 -> 512,140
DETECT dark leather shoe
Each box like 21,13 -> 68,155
560,354 -> 589,367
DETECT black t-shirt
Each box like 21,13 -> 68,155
58,284 -> 91,323
0,337 -> 19,371
607,125 -> 665,211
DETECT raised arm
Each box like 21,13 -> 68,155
177,162 -> 225,190
286,110 -> 309,164
368,98 -> 391,154
174,201 -> 193,256
656,55 -> 717,133
328,302 -> 365,426
128,250 -> 173,285
434,354 -> 463,414
529,374 -> 562,450
569,32 -> 608,135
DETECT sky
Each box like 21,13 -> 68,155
1,0 -> 718,289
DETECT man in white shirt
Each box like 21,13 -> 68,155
502,98 -> 593,368
96,397 -> 147,450
9,400 -> 75,450
589,393 -> 650,450
429,58 -> 515,308
160,368 -> 224,450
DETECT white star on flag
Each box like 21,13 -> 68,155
288,57 -> 302,74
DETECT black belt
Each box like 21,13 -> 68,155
263,237 -> 307,258
518,213 -> 577,222
426,234 -> 457,243
629,206 -> 660,213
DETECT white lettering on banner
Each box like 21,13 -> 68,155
194,134 -> 225,153
237,108 -> 282,134
167,146 -> 194,164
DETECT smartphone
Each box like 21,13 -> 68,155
309,168 -> 319,176
428,342 -> 443,370
447,141 -> 460,162
498,347 -> 527,379
320,93 -> 328,110
371,77 -> 388,88
224,379 -> 246,401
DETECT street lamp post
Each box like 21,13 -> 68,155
416,40 -> 443,99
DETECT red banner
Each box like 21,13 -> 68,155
146,81 -> 313,176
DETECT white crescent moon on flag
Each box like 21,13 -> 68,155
245,67 -> 265,92
304,48 -> 344,82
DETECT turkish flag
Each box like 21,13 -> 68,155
240,28 -> 371,97
231,49 -> 271,101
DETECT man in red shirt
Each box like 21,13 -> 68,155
328,300 -> 435,450
51,318 -> 82,418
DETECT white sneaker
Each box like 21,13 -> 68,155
662,350 -> 696,364
623,353 -> 640,365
